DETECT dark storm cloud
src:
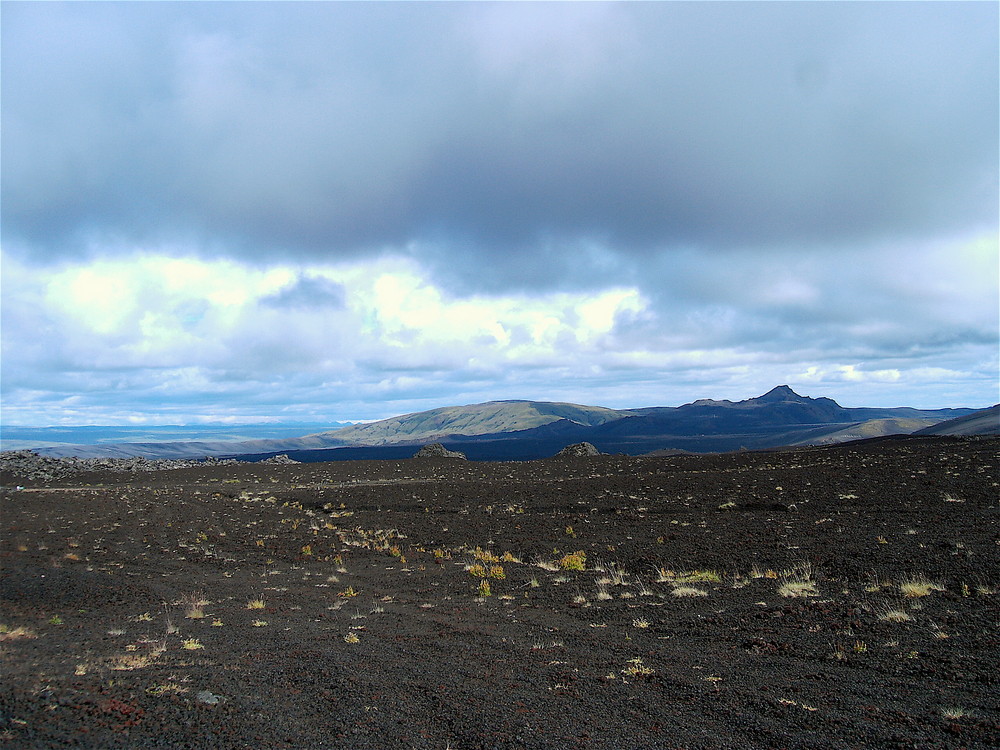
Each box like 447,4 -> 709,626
3,2 -> 996,288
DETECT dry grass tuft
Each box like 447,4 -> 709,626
777,580 -> 818,598
0,625 -> 38,641
671,586 -> 708,598
941,707 -> 974,720
899,576 -> 944,598
658,568 -> 721,584
878,608 -> 912,623
776,563 -> 817,598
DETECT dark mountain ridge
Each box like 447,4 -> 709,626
19,386 -> 986,461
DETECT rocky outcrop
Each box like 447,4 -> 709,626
0,450 -> 241,483
412,443 -> 466,459
555,442 -> 602,458
258,454 -> 300,465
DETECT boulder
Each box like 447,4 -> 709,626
413,443 -> 466,459
555,442 -> 602,458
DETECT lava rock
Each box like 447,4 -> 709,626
412,443 -> 466,459
555,442 -> 603,458
258,454 -> 300,465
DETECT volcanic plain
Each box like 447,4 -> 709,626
1,436 -> 998,749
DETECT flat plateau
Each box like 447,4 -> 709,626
1,436 -> 998,749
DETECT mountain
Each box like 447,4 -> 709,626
312,400 -> 625,446
23,387 -> 983,461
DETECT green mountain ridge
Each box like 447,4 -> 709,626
308,400 -> 627,446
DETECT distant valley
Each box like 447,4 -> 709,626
9,386 -> 997,461
0,423 -> 347,453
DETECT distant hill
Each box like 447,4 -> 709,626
316,400 -> 624,446
786,418 -> 942,446
23,386 -> 984,460
913,405 -> 1000,436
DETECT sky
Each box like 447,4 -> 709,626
2,1 -> 997,427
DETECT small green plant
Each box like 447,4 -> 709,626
338,586 -> 359,598
467,563 -> 488,578
621,657 -> 654,677
488,565 -> 506,580
246,597 -> 266,610
48,615 -> 64,626
472,547 -> 500,563
344,632 -> 360,644
477,580 -> 492,597
181,638 -> 203,650
557,551 -> 586,571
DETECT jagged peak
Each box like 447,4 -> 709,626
753,385 -> 804,402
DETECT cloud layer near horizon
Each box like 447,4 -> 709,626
2,2 -> 997,424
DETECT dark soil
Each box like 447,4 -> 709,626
2,436 -> 998,749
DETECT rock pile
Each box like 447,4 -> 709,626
412,443 -> 467,459
555,442 -> 603,458
258,454 -> 300,465
0,450 -> 241,483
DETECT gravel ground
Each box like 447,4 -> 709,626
1,436 -> 998,749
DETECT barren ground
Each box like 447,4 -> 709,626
1,436 -> 998,749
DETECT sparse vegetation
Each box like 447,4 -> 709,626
941,707 -> 974,720
621,657 -> 654,677
879,608 -> 913,623
671,586 -> 708,598
557,551 -> 587,571
1,433 -> 994,749
899,576 -> 944,598
777,580 -> 818,598
0,625 -> 38,641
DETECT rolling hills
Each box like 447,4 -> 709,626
20,386 -> 994,461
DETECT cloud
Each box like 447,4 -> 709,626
3,2 -> 995,279
1,3 -> 997,423
2,235 -> 995,425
